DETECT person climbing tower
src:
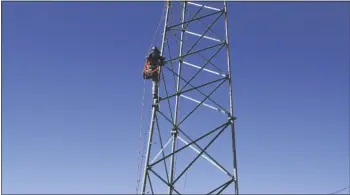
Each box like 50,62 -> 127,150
142,46 -> 165,81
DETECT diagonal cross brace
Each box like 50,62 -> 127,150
185,2 -> 225,44
148,168 -> 182,195
179,43 -> 226,93
183,10 -> 224,57
149,121 -> 229,167
162,64 -> 230,115
167,29 -> 225,76
183,61 -> 226,77
160,77 -> 226,101
160,69 -> 175,128
147,174 -> 154,195
164,42 -> 224,64
176,77 -> 227,127
180,94 -> 227,114
215,178 -> 234,195
156,109 -> 233,179
155,115 -> 171,183
168,9 -> 223,30
173,122 -> 230,184
151,137 -> 172,164
177,136 -> 232,177
185,30 -> 222,43
206,178 -> 234,195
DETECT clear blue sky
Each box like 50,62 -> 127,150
2,2 -> 349,194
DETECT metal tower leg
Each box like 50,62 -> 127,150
224,1 -> 239,194
140,1 -> 171,194
168,1 -> 187,195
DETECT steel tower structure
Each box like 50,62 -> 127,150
139,1 -> 239,194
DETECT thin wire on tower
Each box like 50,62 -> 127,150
135,3 -> 167,194
329,187 -> 349,194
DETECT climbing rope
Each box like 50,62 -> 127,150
135,79 -> 147,194
148,3 -> 167,53
135,3 -> 167,194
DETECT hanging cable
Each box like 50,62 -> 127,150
135,79 -> 147,194
183,171 -> 188,193
147,4 -> 166,54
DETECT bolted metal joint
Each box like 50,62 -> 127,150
152,103 -> 159,111
171,127 -> 178,135
166,1 -> 171,8
228,116 -> 237,124
153,93 -> 158,99
179,56 -> 184,63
